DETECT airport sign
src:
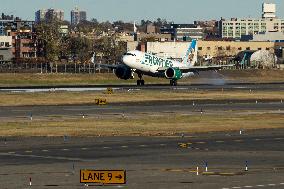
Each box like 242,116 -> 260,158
80,170 -> 126,184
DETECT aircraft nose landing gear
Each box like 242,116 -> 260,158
170,80 -> 177,86
137,73 -> 145,86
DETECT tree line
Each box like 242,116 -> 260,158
18,18 -> 171,65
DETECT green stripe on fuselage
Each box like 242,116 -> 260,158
142,54 -> 173,68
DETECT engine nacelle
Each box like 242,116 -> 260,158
165,67 -> 182,80
115,65 -> 132,80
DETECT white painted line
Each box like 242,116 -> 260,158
256,185 -> 265,187
280,183 -> 284,185
139,145 -> 147,147
232,187 -> 241,189
81,148 -> 88,150
62,149 -> 69,151
121,146 -> 128,148
8,152 -> 15,154
103,147 -> 111,149
25,151 -> 32,153
159,144 -> 166,146
244,186 -> 252,188
268,184 -> 276,186
196,142 -> 206,144
222,188 -> 230,189
234,140 -> 243,142
0,152 -> 96,162
42,150 -> 49,152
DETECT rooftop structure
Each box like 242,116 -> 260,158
262,3 -> 276,18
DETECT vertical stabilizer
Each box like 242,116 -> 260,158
134,21 -> 137,33
182,40 -> 198,66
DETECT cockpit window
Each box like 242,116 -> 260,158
124,53 -> 136,56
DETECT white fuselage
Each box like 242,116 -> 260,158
122,50 -> 194,77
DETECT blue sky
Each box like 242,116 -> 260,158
1,0 -> 284,23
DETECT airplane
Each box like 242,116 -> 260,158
93,40 -> 233,86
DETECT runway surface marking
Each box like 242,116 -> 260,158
2,136 -> 283,154
139,145 -> 148,147
0,152 -> 96,162
222,182 -> 284,189
63,107 -> 120,111
216,141 -> 225,143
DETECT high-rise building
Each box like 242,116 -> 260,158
35,8 -> 64,23
71,7 -> 87,25
35,9 -> 47,23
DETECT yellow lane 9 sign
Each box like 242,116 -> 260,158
80,170 -> 126,184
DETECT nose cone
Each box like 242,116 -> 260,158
122,55 -> 131,66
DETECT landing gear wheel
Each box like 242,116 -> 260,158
137,80 -> 145,86
137,73 -> 145,86
170,80 -> 177,86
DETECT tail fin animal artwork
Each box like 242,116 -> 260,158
182,40 -> 197,66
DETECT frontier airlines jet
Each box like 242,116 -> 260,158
94,40 -> 232,86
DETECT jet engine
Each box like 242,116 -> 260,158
165,67 -> 182,80
115,65 -> 132,80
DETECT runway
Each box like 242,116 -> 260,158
0,129 -> 283,188
0,82 -> 284,93
0,82 -> 283,188
0,99 -> 283,119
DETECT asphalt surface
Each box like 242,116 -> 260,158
0,82 -> 284,92
0,99 -> 283,119
0,130 -> 284,189
0,82 -> 283,188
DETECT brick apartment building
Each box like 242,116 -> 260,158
1,18 -> 36,59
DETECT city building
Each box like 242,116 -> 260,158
219,3 -> 284,39
35,8 -> 64,23
161,24 -> 204,41
0,19 -> 34,36
9,30 -> 37,58
71,7 -> 87,25
194,20 -> 219,39
0,18 -> 36,59
0,36 -> 13,63
35,9 -> 47,23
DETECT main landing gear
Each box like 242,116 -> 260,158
170,80 -> 177,86
137,73 -> 145,86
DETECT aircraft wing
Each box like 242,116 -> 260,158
95,63 -> 118,70
157,65 -> 235,72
